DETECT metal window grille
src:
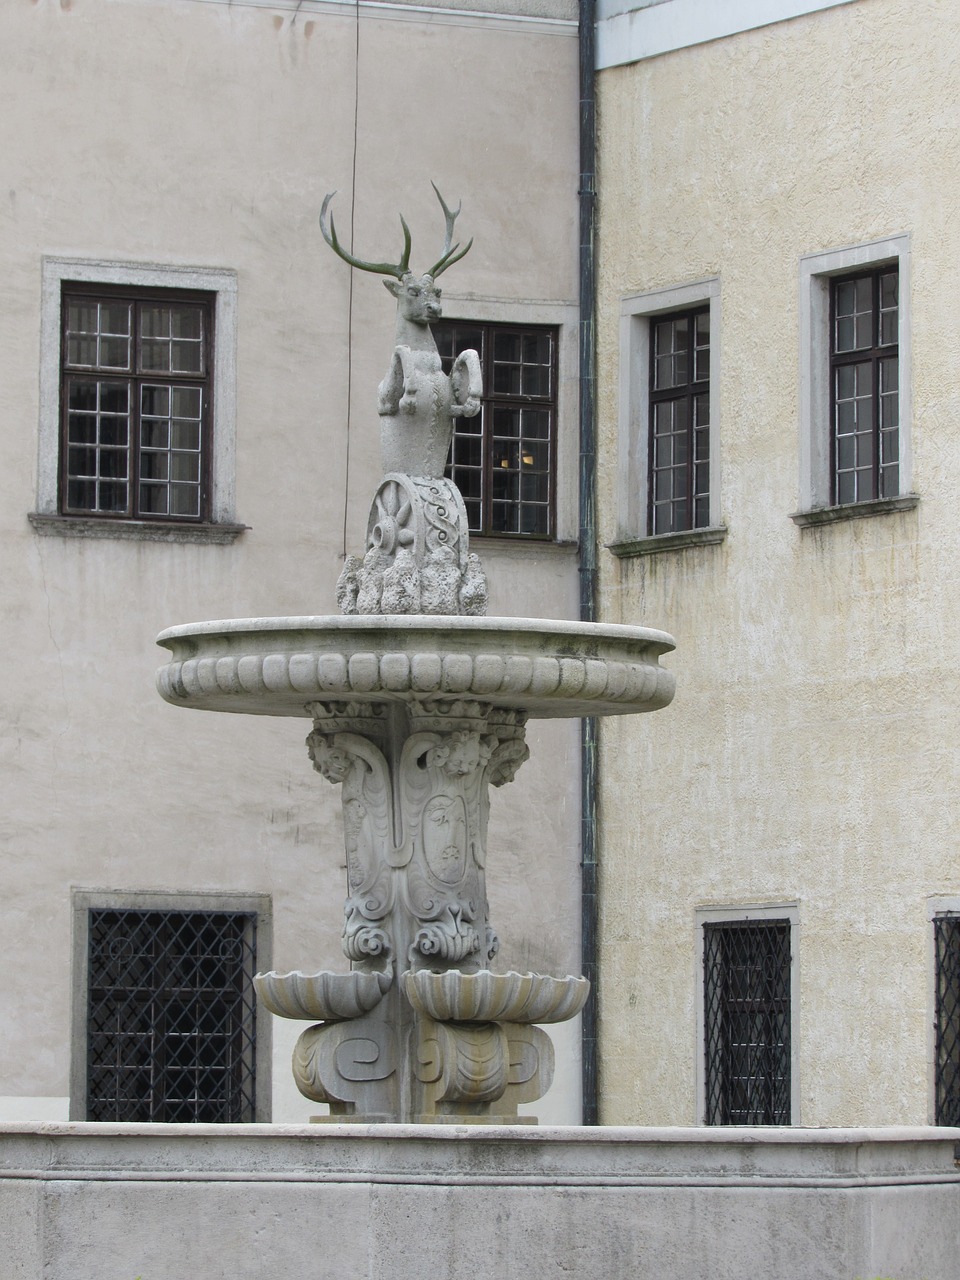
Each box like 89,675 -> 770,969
86,909 -> 258,1123
704,919 -> 791,1125
829,266 -> 899,505
435,320 -> 558,538
648,305 -> 710,535
934,916 -> 960,1126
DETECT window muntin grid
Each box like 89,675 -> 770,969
86,909 -> 258,1123
703,919 -> 791,1125
934,916 -> 960,1126
436,320 -> 557,538
61,287 -> 211,522
649,307 -> 710,535
830,267 -> 899,505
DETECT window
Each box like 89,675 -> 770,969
61,285 -> 212,522
702,917 -> 792,1125
830,267 -> 899,505
796,235 -> 914,522
649,306 -> 710,534
934,915 -> 960,1126
34,258 -> 241,543
434,320 -> 557,537
72,893 -> 270,1122
612,278 -> 723,554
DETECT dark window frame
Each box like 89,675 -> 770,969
829,265 -> 899,506
934,915 -> 960,1126
703,918 -> 792,1126
648,305 -> 710,536
59,281 -> 215,524
84,907 -> 260,1124
435,319 -> 558,539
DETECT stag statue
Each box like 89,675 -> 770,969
321,185 -> 488,618
320,184 -> 482,478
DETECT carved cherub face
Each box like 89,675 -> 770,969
386,273 -> 442,325
306,731 -> 352,783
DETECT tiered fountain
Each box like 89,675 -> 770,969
156,188 -> 676,1123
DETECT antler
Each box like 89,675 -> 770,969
426,182 -> 474,278
320,192 -> 413,279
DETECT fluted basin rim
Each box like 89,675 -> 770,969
401,969 -> 590,1024
254,968 -> 392,1021
156,615 -> 676,721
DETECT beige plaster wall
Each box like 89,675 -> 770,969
595,0 -> 960,1125
0,0 -> 582,1120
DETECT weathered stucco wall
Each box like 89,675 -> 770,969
0,0 -> 581,1122
595,0 -> 960,1125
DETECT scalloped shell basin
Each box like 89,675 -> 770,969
155,616 -> 676,720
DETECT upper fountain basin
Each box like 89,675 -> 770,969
156,615 -> 676,720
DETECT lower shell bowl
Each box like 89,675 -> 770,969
401,969 -> 589,1024
254,968 -> 392,1021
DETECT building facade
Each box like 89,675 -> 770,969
1,0 -> 584,1123
595,0 -> 960,1126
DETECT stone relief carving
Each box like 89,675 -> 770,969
307,728 -> 394,960
321,186 -> 488,618
399,727 -> 508,967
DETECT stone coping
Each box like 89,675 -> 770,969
3,1123 -> 959,1188
156,615 -> 677,719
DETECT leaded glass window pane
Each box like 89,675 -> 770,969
830,267 -> 899,505
649,306 -> 710,535
60,287 -> 211,521
438,320 -> 557,538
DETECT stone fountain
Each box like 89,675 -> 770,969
156,188 -> 676,1123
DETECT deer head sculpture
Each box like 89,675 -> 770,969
320,183 -> 473,344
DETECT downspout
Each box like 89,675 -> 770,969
578,0 -> 599,1126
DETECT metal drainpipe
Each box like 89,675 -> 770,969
578,0 -> 599,1126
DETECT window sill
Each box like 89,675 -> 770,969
473,534 -> 578,555
28,513 -> 249,545
789,494 -> 919,528
608,525 -> 727,558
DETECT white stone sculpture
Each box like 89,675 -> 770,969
321,186 -> 488,617
156,195 -> 679,1123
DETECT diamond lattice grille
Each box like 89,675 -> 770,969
935,916 -> 960,1125
704,920 -> 791,1125
86,910 -> 258,1122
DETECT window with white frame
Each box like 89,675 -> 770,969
697,905 -> 797,1126
796,235 -> 914,521
613,278 -> 723,551
33,258 -> 241,542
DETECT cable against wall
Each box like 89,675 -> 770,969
340,0 -> 362,560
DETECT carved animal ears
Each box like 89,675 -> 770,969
383,280 -> 402,298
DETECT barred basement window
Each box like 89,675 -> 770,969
60,284 -> 213,522
649,306 -> 710,535
703,919 -> 791,1125
86,909 -> 258,1123
934,915 -> 960,1126
435,320 -> 557,538
830,266 -> 899,505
